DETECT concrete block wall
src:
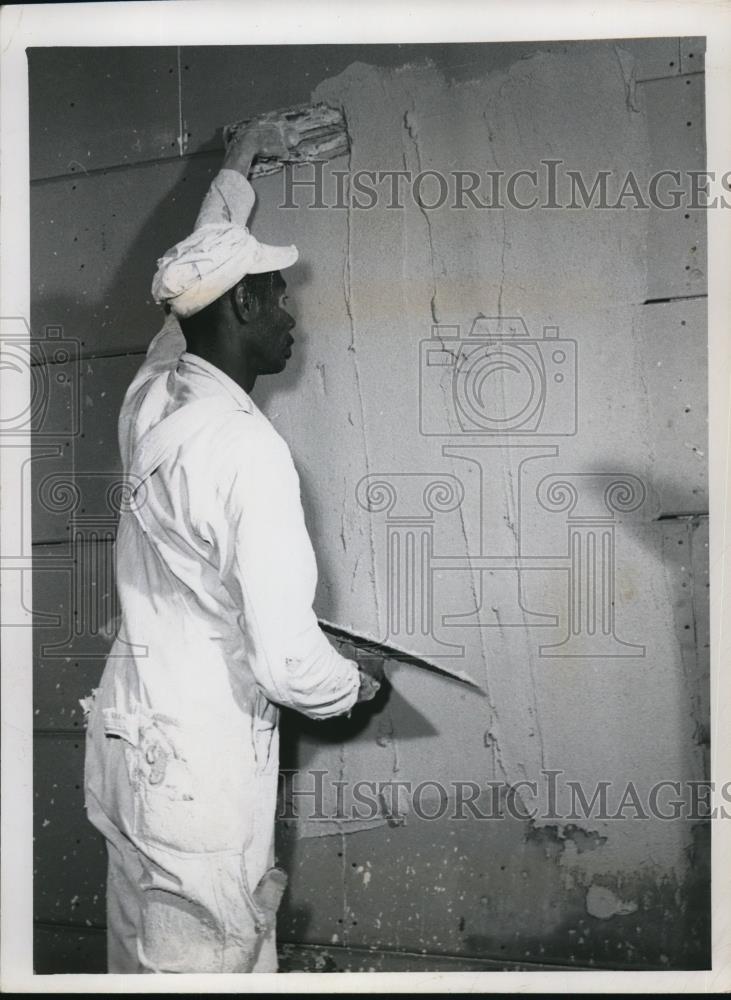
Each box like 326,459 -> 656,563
29,39 -> 708,973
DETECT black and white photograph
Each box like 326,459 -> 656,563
1,0 -> 730,991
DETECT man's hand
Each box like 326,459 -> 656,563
222,122 -> 299,176
355,655 -> 386,703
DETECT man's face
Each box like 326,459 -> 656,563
245,271 -> 296,375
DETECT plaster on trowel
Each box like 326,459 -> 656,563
224,102 -> 350,178
320,620 -> 486,694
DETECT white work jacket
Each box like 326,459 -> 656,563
88,170 -> 360,860
114,350 -> 361,724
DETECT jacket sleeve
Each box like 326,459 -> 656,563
194,169 -> 256,228
215,416 -> 361,719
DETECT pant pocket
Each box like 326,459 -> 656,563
137,885 -> 225,974
112,709 -> 254,854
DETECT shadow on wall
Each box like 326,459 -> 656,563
33,151 -> 224,356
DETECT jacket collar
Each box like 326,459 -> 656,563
176,351 -> 254,413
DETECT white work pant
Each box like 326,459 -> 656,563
83,690 -> 285,974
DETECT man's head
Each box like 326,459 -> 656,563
151,171 -> 299,390
179,269 -> 296,387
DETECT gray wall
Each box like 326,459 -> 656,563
30,39 -> 709,973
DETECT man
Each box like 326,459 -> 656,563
82,123 -> 382,974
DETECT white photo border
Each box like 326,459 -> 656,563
1,0 -> 729,992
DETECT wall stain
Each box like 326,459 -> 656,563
526,821 -> 609,859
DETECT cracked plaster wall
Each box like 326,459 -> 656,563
250,47 -> 708,896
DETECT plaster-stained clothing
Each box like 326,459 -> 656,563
83,169 -> 360,973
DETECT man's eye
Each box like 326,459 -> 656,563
280,296 -> 289,307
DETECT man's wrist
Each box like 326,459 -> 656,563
221,137 -> 258,175
356,670 -> 380,703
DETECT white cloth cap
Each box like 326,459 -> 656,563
151,222 -> 298,318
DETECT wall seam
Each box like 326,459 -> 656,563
29,146 -> 222,186
33,730 -> 85,739
176,47 -> 184,157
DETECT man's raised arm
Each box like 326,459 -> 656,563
195,124 -> 295,228
120,126 -> 294,451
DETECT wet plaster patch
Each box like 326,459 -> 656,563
585,883 -> 638,920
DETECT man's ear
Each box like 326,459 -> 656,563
231,280 -> 256,324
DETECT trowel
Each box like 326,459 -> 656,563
320,620 -> 486,694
